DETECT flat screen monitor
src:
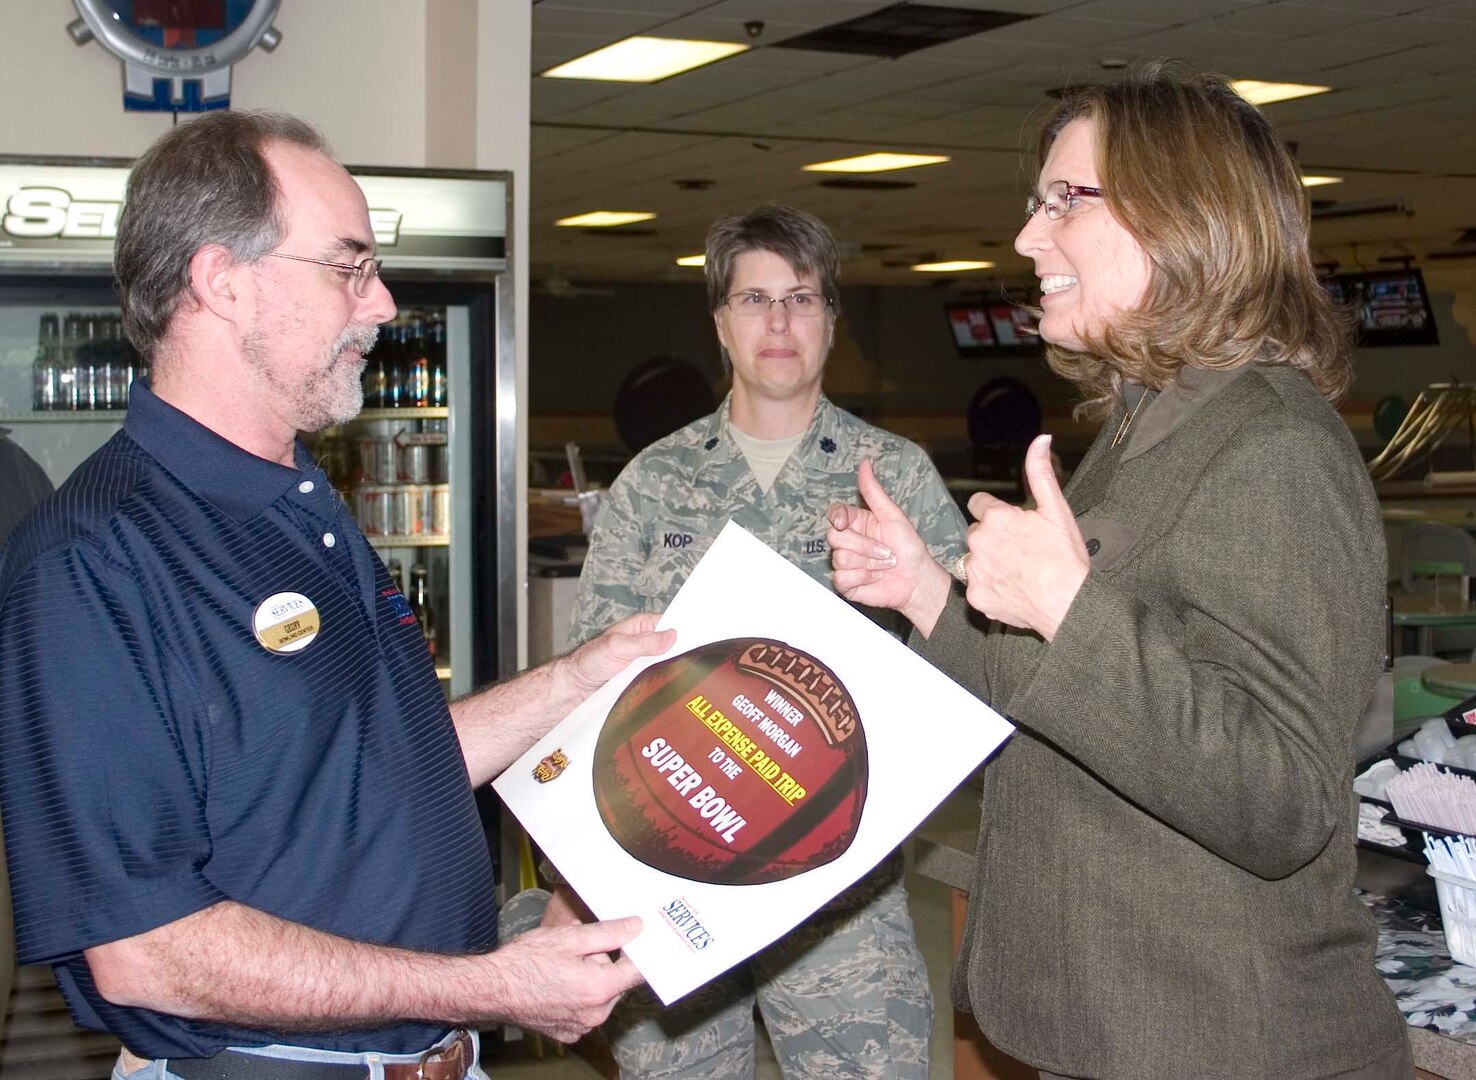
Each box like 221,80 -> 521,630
945,302 -> 1038,357
1322,269 -> 1439,347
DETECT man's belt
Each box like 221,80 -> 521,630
167,1029 -> 474,1080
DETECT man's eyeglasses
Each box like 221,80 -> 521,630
1025,182 -> 1104,223
723,291 -> 833,319
263,251 -> 383,297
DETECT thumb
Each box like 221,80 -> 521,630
857,459 -> 905,521
576,916 -> 643,957
1022,435 -> 1072,525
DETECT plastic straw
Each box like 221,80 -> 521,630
1426,834 -> 1476,879
1387,762 -> 1476,835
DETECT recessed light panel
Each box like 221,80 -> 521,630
803,153 -> 950,174
541,37 -> 748,83
911,260 -> 994,272
1230,80 -> 1331,106
555,211 -> 656,228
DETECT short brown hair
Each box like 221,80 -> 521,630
704,203 -> 841,315
1033,62 -> 1353,416
114,110 -> 330,359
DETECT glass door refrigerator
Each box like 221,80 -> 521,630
0,158 -> 517,692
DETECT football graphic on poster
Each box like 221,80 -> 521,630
593,638 -> 868,885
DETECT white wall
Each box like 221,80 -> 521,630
0,1 -> 430,164
475,0 -> 532,668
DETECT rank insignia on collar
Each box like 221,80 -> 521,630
819,437 -> 837,454
533,748 -> 571,783
704,437 -> 719,450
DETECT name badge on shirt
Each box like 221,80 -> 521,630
252,591 -> 321,655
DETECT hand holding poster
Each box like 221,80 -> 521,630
495,521 -> 1013,1003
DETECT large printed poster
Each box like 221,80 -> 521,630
495,522 -> 1013,1003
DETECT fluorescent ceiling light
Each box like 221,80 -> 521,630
803,152 -> 950,174
911,260 -> 994,272
1230,80 -> 1331,106
541,37 -> 748,83
675,254 -> 706,267
555,211 -> 656,228
1301,175 -> 1343,188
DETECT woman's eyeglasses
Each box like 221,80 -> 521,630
723,291 -> 833,318
1025,182 -> 1104,222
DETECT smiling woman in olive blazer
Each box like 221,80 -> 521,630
828,65 -> 1411,1080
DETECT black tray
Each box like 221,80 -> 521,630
1354,720 -> 1476,861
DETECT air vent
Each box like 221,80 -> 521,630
773,4 -> 1033,59
816,178 -> 917,190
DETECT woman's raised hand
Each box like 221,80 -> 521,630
962,434 -> 1089,642
827,460 -> 954,636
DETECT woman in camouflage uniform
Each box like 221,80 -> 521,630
554,203 -> 966,1078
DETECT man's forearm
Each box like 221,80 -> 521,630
450,654 -> 584,787
85,899 -> 645,1044
450,616 -> 673,787
87,901 -> 493,1031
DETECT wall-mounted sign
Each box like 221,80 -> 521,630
0,159 -> 508,270
67,0 -> 283,113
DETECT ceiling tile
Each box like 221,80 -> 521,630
532,79 -> 631,120
1424,0 -> 1476,18
1063,0 -> 1257,21
1208,2 -> 1386,36
977,14 -> 1161,47
1327,13 -> 1476,45
531,6 -> 671,36
533,0 -> 726,12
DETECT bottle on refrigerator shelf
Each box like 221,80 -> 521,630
363,331 -> 388,408
405,313 -> 429,407
78,315 -> 103,411
32,312 -> 61,412
96,316 -> 122,411
408,563 -> 438,661
428,316 -> 447,407
60,312 -> 83,411
384,320 -> 407,408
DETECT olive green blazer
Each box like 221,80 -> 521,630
919,365 -> 1410,1079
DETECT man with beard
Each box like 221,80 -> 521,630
0,111 -> 671,1080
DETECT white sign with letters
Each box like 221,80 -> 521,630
495,521 -> 1013,1004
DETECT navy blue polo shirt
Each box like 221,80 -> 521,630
0,383 -> 495,1058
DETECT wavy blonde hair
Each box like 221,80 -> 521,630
1034,63 -> 1353,419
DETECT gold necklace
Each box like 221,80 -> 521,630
1111,390 -> 1147,448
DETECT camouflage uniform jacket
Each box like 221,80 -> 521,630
570,393 -> 966,645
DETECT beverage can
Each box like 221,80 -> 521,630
430,483 -> 451,535
389,486 -> 412,537
375,436 -> 398,484
357,485 -> 393,536
401,442 -> 432,483
357,438 -> 377,484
